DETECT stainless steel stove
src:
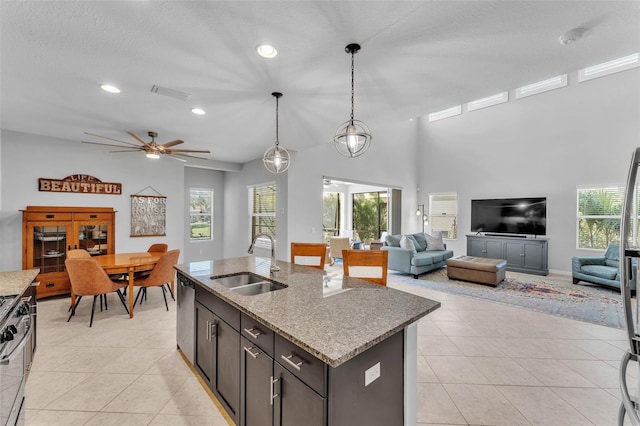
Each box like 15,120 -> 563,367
0,294 -> 33,426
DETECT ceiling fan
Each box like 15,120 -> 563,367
82,131 -> 210,162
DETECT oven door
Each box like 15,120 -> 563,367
1,313 -> 32,426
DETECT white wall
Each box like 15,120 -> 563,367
183,166 -> 225,263
221,119 -> 420,261
419,68 -> 640,274
0,130 -> 185,271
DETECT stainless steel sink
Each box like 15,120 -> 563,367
212,273 -> 266,288
212,273 -> 286,296
230,281 -> 286,296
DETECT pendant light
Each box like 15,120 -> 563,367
263,92 -> 291,174
333,43 -> 372,158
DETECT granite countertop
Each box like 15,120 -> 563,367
0,269 -> 39,296
175,257 -> 440,368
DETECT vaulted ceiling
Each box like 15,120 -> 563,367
2,1 -> 639,164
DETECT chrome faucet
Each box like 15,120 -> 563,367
248,233 -> 280,272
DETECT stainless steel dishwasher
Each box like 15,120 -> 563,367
176,271 -> 195,364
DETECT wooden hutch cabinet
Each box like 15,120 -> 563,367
22,206 -> 116,299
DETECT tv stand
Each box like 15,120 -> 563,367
466,234 -> 548,275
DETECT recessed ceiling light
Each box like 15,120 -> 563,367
256,44 -> 277,58
191,108 -> 206,115
100,84 -> 120,93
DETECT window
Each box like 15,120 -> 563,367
250,184 -> 276,246
190,188 -> 213,241
352,191 -> 388,242
576,184 -> 640,249
428,192 -> 457,239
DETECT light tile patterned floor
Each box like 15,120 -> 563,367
25,270 -> 633,425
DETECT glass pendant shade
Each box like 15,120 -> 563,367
263,91 -> 290,174
263,144 -> 290,173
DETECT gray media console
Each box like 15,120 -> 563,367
466,234 -> 548,276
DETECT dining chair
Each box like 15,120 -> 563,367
146,244 -> 174,300
290,242 -> 327,270
342,249 -> 389,286
66,248 -> 112,312
329,237 -> 351,264
133,249 -> 180,311
65,258 -> 129,327
127,243 -> 171,298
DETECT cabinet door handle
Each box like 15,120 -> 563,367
270,376 -> 279,405
244,327 -> 263,339
206,321 -> 211,341
210,321 -> 217,338
243,346 -> 261,359
280,354 -> 304,371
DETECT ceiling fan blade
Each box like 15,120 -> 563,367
126,131 -> 151,147
84,132 -> 141,147
166,148 -> 211,154
160,139 -> 184,148
82,141 -> 142,149
108,149 -> 144,153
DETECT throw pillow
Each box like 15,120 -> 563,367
411,232 -> 428,251
400,235 -> 417,254
425,232 -> 445,251
385,234 -> 401,247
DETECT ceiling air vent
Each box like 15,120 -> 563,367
150,85 -> 192,102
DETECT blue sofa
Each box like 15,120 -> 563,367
572,244 -> 636,292
382,232 -> 454,278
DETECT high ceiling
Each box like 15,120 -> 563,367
2,1 -> 639,165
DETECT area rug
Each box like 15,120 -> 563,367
410,268 -> 633,329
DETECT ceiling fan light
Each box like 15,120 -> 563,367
191,107 -> 206,115
100,84 -> 120,93
146,152 -> 160,159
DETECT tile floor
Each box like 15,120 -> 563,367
25,270 -> 633,425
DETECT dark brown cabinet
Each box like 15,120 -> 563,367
195,288 -> 240,425
274,363 -> 326,426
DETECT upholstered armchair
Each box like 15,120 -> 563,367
572,244 -> 636,291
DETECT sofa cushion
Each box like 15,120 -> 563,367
385,234 -> 401,247
581,265 -> 618,281
425,232 -> 446,251
411,253 -> 434,267
400,235 -> 417,254
411,233 -> 428,252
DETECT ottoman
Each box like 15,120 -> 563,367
446,256 -> 507,286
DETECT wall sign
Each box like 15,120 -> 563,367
130,194 -> 167,237
39,174 -> 122,194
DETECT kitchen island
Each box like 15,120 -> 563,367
175,257 -> 440,426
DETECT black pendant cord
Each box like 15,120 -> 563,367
350,51 -> 355,123
275,95 -> 280,147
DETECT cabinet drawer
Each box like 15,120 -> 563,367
241,313 -> 274,357
195,286 -> 240,331
275,334 -> 327,396
26,212 -> 72,221
36,274 -> 71,299
73,212 -> 112,221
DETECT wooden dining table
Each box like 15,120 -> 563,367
93,252 -> 163,318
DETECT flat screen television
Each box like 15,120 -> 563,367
471,197 -> 546,236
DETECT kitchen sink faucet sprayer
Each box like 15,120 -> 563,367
248,233 -> 280,272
